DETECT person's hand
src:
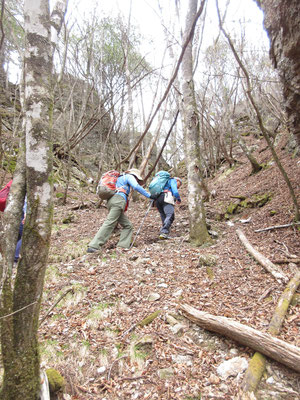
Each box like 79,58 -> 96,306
150,193 -> 159,200
176,198 -> 181,204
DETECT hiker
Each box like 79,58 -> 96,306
87,169 -> 157,253
14,196 -> 27,263
0,180 -> 26,262
154,176 -> 182,239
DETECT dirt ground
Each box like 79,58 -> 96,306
2,132 -> 300,399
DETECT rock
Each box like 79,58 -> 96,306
172,354 -> 193,366
197,254 -> 218,267
97,366 -> 106,374
216,357 -> 248,379
170,323 -> 186,336
219,383 -> 229,392
173,289 -> 183,298
166,314 -> 179,325
148,292 -> 161,301
208,230 -> 218,238
157,283 -> 168,288
266,376 -> 275,384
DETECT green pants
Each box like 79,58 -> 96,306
89,194 -> 132,249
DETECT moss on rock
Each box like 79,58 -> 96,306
46,368 -> 65,393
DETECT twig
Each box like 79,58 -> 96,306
258,287 -> 274,302
273,258 -> 300,265
39,287 -> 74,326
107,355 -> 127,380
0,301 -> 37,319
120,375 -> 150,381
254,222 -> 300,233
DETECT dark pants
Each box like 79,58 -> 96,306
156,193 -> 175,234
14,222 -> 23,262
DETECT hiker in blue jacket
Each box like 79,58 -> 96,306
155,177 -> 182,239
87,169 -> 157,253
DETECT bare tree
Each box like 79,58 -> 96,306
216,0 -> 299,221
0,1 -> 67,398
180,0 -> 210,246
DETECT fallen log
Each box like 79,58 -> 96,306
242,270 -> 300,393
236,228 -> 287,283
179,303 -> 300,373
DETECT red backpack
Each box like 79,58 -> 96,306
96,170 -> 126,200
0,180 -> 12,212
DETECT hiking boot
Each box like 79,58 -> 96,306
159,233 -> 169,240
87,247 -> 100,254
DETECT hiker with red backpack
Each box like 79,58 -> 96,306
87,169 -> 157,253
149,171 -> 182,239
0,180 -> 27,262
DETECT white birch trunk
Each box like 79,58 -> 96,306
181,0 -> 210,245
0,1 -> 67,398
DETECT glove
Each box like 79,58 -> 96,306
150,193 -> 159,200
176,198 -> 181,204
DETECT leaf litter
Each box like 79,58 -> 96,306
40,134 -> 300,399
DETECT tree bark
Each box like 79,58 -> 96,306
0,1 -> 67,398
181,0 -> 210,246
255,0 -> 300,146
180,303 -> 300,373
236,228 -> 287,283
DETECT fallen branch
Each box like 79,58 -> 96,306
39,288 -> 74,326
273,258 -> 300,265
179,303 -> 300,373
242,270 -> 300,393
236,228 -> 287,283
254,222 -> 300,233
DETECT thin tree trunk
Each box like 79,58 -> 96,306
216,0 -> 300,221
181,0 -> 210,246
0,1 -> 67,398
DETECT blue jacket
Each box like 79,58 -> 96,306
164,178 -> 181,202
115,174 -> 150,201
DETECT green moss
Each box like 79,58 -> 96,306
226,202 -> 239,214
243,352 -> 266,392
206,266 -> 214,280
139,310 -> 161,327
46,368 -> 65,393
291,293 -> 300,306
225,192 -> 272,216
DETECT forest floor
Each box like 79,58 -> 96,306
5,133 -> 300,399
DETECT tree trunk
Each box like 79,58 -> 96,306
0,1 -> 67,398
181,0 -> 210,246
255,0 -> 300,146
180,303 -> 300,373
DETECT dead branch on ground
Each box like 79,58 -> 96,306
254,222 -> 300,233
242,270 -> 300,393
179,303 -> 300,373
236,228 -> 287,283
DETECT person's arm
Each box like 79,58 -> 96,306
127,175 -> 151,198
170,179 -> 181,202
